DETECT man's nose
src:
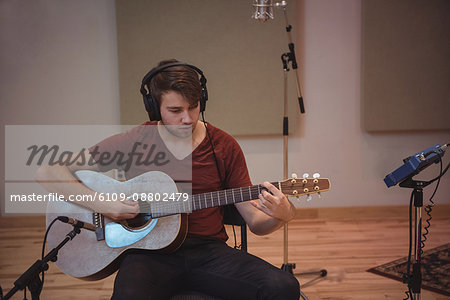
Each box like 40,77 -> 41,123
181,110 -> 193,124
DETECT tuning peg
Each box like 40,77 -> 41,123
306,195 -> 313,202
317,192 -> 322,199
301,173 -> 309,184
312,173 -> 320,183
291,173 -> 298,184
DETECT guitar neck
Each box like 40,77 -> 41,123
147,175 -> 329,218
149,182 -> 278,218
191,182 -> 278,211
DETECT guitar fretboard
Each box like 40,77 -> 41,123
149,182 -> 278,218
191,182 -> 277,211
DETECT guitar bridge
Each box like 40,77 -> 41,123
93,212 -> 105,241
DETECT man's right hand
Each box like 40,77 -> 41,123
36,151 -> 140,222
102,199 -> 140,221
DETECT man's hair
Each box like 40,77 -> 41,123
147,59 -> 202,108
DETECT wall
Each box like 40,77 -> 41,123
1,0 -> 449,215
0,0 -> 120,215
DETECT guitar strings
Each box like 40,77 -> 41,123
132,180 -> 321,217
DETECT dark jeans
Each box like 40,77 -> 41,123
111,238 -> 300,300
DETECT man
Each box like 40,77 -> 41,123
38,59 -> 300,299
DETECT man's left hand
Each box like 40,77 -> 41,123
250,182 -> 296,222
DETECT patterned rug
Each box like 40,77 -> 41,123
367,243 -> 450,296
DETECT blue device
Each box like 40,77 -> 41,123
384,144 -> 447,188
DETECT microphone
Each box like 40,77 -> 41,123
57,216 -> 97,232
252,0 -> 273,22
252,0 -> 287,22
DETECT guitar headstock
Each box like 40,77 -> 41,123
279,173 -> 330,200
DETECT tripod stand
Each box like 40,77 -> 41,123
2,224 -> 83,300
399,178 -> 427,300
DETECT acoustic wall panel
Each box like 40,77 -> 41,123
362,0 -> 450,132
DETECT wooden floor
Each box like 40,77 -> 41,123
1,205 -> 450,300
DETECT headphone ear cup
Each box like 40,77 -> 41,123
143,94 -> 161,121
200,93 -> 207,112
199,76 -> 208,113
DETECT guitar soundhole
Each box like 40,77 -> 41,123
122,198 -> 153,229
124,214 -> 152,229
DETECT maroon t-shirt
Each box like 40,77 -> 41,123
89,121 -> 252,241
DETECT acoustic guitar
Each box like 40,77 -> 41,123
46,170 -> 330,280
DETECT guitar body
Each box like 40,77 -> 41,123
46,170 -> 188,281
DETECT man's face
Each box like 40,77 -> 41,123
159,90 -> 200,138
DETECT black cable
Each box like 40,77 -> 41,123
403,289 -> 411,300
424,162 -> 448,185
421,204 -> 433,255
403,190 -> 414,300
420,151 -> 443,256
201,111 -> 225,189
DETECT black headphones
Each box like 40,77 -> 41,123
140,62 -> 208,121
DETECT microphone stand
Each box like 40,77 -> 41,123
398,177 -> 438,300
276,4 -> 326,300
3,225 -> 82,300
